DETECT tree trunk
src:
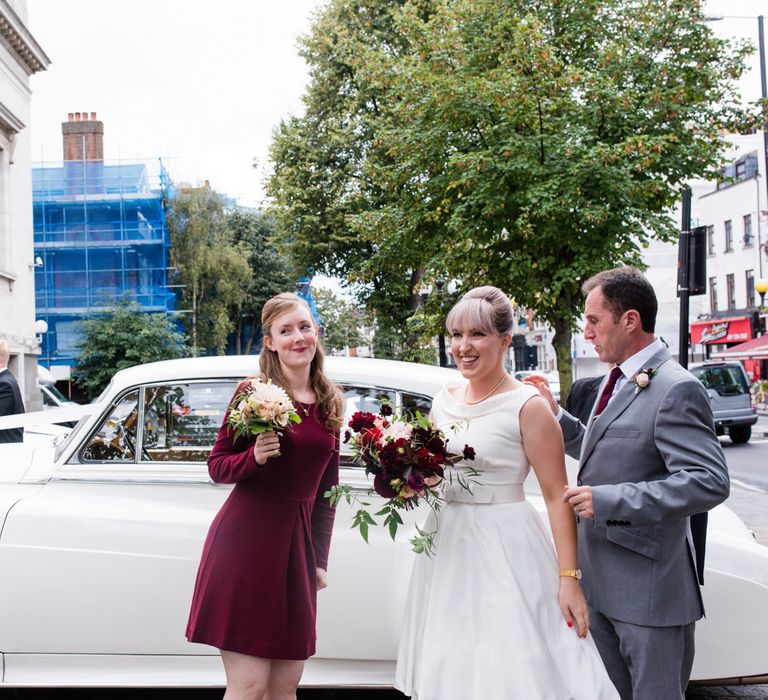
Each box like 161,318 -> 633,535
551,316 -> 573,404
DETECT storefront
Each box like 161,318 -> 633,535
691,316 -> 762,379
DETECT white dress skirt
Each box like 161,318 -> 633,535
395,383 -> 620,700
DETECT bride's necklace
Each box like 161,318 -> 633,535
465,374 -> 508,405
296,401 -> 312,417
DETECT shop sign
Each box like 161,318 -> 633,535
691,317 -> 753,345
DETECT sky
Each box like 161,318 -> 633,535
27,0 -> 325,208
25,0 -> 768,212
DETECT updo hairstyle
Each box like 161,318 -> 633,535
445,285 -> 515,336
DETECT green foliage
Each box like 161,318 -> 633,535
268,0 -> 757,389
267,0 -> 438,360
226,209 -> 294,354
72,300 -> 186,400
312,286 -> 367,354
166,188 -> 252,355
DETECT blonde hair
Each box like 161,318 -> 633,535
0,338 -> 10,366
445,286 -> 514,336
259,292 -> 344,431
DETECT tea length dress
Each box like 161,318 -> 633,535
395,382 -> 619,700
186,388 -> 339,660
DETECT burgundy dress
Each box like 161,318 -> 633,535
186,387 -> 340,660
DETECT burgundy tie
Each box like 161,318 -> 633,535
594,367 -> 623,417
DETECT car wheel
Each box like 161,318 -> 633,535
729,425 -> 751,444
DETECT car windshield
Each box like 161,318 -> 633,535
691,365 -> 749,396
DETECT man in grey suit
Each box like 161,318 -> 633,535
532,267 -> 729,700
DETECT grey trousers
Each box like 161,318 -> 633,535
590,608 -> 696,700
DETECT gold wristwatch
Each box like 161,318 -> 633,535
559,569 -> 582,580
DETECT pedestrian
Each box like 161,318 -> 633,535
0,339 -> 24,443
186,293 -> 343,700
530,267 -> 729,700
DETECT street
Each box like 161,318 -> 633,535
1,417 -> 767,700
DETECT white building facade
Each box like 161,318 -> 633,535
0,0 -> 49,409
568,133 -> 768,383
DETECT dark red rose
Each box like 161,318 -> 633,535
373,473 -> 399,498
343,430 -> 351,444
379,402 -> 394,416
349,411 -> 377,432
462,444 -> 476,460
360,427 -> 382,449
379,441 -> 403,471
427,434 -> 445,453
415,447 -> 433,470
407,471 -> 425,492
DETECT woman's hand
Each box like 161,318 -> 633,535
558,577 -> 589,638
253,430 -> 281,465
316,568 -> 328,590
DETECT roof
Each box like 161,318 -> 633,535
106,355 -> 462,400
711,335 -> 768,361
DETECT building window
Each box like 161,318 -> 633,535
743,214 -> 753,246
710,277 -> 718,313
707,225 -> 714,255
726,273 -> 735,309
724,220 -> 733,252
746,269 -> 755,307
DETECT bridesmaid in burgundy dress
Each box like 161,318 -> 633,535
186,292 -> 344,700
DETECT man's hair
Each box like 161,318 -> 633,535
582,267 -> 657,333
0,338 -> 9,366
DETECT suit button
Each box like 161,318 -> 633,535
577,479 -> 583,486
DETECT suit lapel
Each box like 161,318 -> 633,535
579,347 -> 672,467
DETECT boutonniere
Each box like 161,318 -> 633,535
632,368 -> 657,394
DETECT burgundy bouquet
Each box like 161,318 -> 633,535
326,400 -> 477,555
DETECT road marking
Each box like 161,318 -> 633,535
731,478 -> 768,494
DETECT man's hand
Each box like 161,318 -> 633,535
523,375 -> 559,415
563,485 -> 594,519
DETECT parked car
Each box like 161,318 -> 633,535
514,369 -> 561,402
0,356 -> 766,688
37,365 -> 77,410
690,361 -> 758,443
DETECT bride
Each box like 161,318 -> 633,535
395,286 -> 619,700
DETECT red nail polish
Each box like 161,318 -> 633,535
567,621 -> 573,628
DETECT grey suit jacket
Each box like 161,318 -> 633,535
560,347 -> 729,627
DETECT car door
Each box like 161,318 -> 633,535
0,380 -> 238,665
315,385 -> 432,660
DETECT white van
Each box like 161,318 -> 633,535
37,366 -> 77,409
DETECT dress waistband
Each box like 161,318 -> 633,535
443,482 -> 526,505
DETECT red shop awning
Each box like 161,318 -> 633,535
690,316 -> 753,345
711,335 -> 768,361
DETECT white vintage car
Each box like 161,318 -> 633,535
0,355 -> 766,689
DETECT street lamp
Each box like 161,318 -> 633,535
757,278 -> 768,311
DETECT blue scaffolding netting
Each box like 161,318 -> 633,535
33,158 -> 176,369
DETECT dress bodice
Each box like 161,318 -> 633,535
432,381 -> 539,501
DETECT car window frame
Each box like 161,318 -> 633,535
57,377 -> 435,482
59,378 -> 242,484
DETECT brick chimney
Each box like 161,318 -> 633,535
62,111 -> 104,161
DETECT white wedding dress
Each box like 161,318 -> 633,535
395,382 -> 620,700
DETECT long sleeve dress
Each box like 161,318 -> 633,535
186,388 -> 340,660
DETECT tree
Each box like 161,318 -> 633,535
226,209 -> 294,354
267,0 -> 438,361
313,286 -> 367,354
295,0 -> 756,395
72,300 -> 185,400
166,187 -> 252,355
